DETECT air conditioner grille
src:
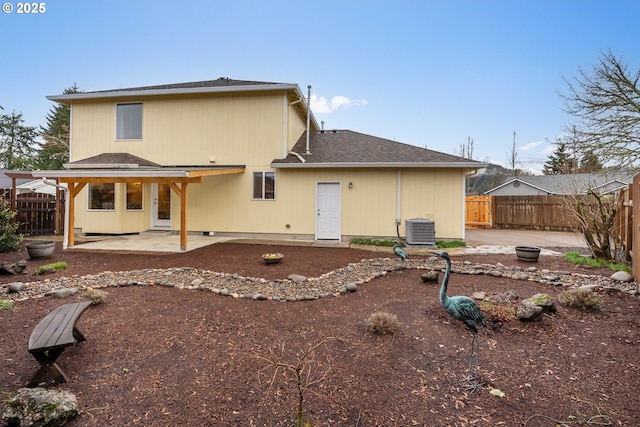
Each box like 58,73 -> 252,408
405,218 -> 435,245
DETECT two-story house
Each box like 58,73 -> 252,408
36,78 -> 486,251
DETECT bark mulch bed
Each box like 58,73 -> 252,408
1,240 -> 639,426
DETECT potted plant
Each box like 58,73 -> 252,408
515,246 -> 541,262
26,241 -> 55,259
262,252 -> 284,265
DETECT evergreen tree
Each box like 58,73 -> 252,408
578,150 -> 603,173
36,84 -> 80,169
0,110 -> 38,169
542,141 -> 576,175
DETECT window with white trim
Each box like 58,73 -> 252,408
89,183 -> 115,210
126,182 -> 143,210
116,103 -> 142,140
252,171 -> 275,200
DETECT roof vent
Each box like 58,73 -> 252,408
405,218 -> 435,245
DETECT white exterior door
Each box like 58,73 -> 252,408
151,183 -> 172,228
316,182 -> 341,240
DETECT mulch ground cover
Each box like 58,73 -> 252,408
1,240 -> 639,426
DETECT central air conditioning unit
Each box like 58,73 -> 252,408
405,218 -> 435,245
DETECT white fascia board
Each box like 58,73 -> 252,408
271,162 -> 489,169
32,170 -> 192,178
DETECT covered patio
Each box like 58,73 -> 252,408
33,165 -> 245,252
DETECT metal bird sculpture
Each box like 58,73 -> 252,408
431,250 -> 486,392
393,240 -> 408,263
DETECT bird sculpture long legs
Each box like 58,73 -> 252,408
430,250 -> 486,392
464,330 -> 481,391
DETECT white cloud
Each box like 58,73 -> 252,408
310,94 -> 368,114
520,140 -> 545,151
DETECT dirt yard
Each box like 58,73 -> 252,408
1,240 -> 639,426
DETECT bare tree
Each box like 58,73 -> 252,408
507,131 -> 520,175
457,136 -> 474,159
560,50 -> 640,168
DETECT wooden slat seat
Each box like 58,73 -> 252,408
28,301 -> 92,386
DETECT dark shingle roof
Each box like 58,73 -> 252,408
272,130 -> 486,168
66,153 -> 160,168
86,78 -> 285,94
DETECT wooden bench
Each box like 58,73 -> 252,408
28,301 -> 92,387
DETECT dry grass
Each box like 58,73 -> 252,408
366,311 -> 400,334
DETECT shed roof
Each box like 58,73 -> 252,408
272,130 -> 487,169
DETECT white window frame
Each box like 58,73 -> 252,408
116,102 -> 143,140
252,171 -> 276,200
88,183 -> 115,211
125,182 -> 143,211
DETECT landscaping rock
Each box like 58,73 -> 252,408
472,291 -> 486,300
0,260 -> 27,275
610,271 -> 633,282
288,274 -> 307,282
8,282 -> 26,293
2,387 -> 78,427
420,271 -> 439,282
53,288 -> 78,298
516,300 -> 544,321
579,284 -> 600,292
486,289 -> 519,305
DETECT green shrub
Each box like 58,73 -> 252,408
350,238 -> 396,247
34,261 -> 68,275
558,289 -> 602,310
436,240 -> 466,248
366,311 -> 400,334
0,299 -> 14,310
564,251 -> 630,273
0,196 -> 22,252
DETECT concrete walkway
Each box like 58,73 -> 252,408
43,228 -> 587,255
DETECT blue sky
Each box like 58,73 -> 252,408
2,0 -> 639,173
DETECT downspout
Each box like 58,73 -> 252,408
41,178 -> 69,249
282,95 -> 288,158
287,94 -> 306,158
305,85 -> 311,155
396,169 -> 402,240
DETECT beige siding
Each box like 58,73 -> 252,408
185,167 -> 465,241
67,90 -> 466,240
79,183 -> 146,233
70,92 -> 298,165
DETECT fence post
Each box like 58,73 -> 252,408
633,174 -> 640,280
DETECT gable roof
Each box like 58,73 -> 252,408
48,78 -> 300,101
485,172 -> 635,195
47,77 -> 319,131
271,130 -> 487,169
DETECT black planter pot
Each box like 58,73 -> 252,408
26,241 -> 55,259
515,246 -> 541,262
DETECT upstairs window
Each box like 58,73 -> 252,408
116,103 -> 142,140
89,183 -> 115,210
253,171 -> 275,200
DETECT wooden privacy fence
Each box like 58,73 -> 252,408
1,189 -> 65,235
465,196 -> 493,228
465,195 -> 580,230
